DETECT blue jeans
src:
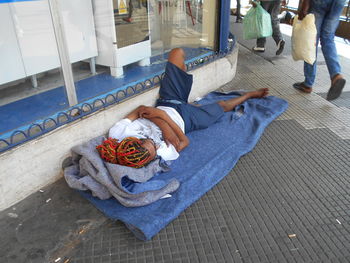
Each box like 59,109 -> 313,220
304,0 -> 346,87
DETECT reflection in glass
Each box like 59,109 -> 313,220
148,0 -> 218,57
113,0 -> 150,48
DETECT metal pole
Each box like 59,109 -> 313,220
48,0 -> 78,106
219,0 -> 230,52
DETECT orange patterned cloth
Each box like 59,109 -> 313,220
96,137 -> 153,168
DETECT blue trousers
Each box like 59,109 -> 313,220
304,0 -> 346,87
156,62 -> 224,133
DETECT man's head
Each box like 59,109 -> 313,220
96,137 -> 157,168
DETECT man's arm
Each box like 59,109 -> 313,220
125,105 -> 165,121
137,106 -> 189,152
125,105 -> 144,121
148,117 -> 189,152
124,105 -> 189,152
298,0 -> 310,20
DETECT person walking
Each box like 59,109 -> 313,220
293,0 -> 346,100
252,0 -> 286,55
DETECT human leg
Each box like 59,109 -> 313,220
170,88 -> 269,133
255,34 -> 266,51
123,0 -> 134,22
254,1 -> 273,51
320,1 -> 343,77
302,0 -> 345,90
217,88 -> 269,112
322,0 -> 347,99
269,0 -> 283,45
269,0 -> 285,55
253,43 -> 266,52
303,59 -> 318,88
236,0 -> 241,17
157,48 -> 193,103
168,48 -> 186,71
301,2 -> 326,88
295,0 -> 344,92
296,45 -> 319,91
236,0 -> 242,23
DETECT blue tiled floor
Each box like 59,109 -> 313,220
0,48 -> 212,137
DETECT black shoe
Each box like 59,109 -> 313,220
276,40 -> 285,55
293,82 -> 312,93
327,78 -> 346,100
236,17 -> 243,23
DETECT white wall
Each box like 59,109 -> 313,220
0,46 -> 238,211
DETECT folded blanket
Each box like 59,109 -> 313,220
64,136 -> 180,207
77,91 -> 288,240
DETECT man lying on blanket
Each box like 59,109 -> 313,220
96,48 -> 269,168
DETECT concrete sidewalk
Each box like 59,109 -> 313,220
1,18 -> 350,263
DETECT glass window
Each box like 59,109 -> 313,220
149,0 -> 219,56
286,0 -> 299,9
70,0 -> 220,100
114,0 -> 150,48
0,0 -> 221,152
342,0 -> 349,19
0,0 -> 69,149
60,0 -> 102,103
285,0 -> 350,15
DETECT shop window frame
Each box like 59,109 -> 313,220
0,0 -> 235,153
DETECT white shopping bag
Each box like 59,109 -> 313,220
291,14 -> 317,65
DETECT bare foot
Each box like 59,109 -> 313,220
247,88 -> 269,99
217,88 -> 269,112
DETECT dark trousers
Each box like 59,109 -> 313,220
236,0 -> 241,18
257,0 -> 283,47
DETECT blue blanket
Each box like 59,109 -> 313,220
79,91 -> 288,240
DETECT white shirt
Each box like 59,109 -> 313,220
108,106 -> 184,161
